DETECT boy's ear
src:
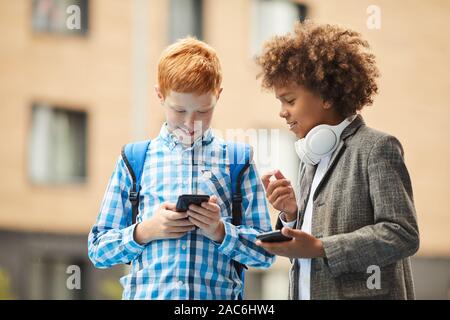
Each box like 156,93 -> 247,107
323,100 -> 332,110
217,88 -> 223,100
154,85 -> 165,104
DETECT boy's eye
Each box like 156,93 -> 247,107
287,100 -> 295,105
175,110 -> 186,113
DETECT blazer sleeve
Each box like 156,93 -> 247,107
320,135 -> 420,277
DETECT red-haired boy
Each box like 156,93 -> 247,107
88,38 -> 275,300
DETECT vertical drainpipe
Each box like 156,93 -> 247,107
132,0 -> 149,141
124,0 -> 149,278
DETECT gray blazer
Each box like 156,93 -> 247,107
277,115 -> 420,299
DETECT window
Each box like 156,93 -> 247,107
251,0 -> 308,55
29,255 -> 86,299
169,0 -> 203,43
28,103 -> 88,184
31,0 -> 89,36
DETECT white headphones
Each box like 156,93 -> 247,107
294,116 -> 355,166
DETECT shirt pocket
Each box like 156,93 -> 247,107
198,167 -> 232,217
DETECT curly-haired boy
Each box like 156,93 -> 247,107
256,21 -> 419,300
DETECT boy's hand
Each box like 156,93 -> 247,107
255,227 -> 325,259
134,202 -> 195,244
261,170 -> 298,222
187,196 -> 224,243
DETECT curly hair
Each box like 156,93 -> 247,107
255,21 -> 379,117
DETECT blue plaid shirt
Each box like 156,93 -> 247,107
88,124 -> 275,299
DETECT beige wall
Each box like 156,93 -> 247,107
0,0 -> 133,233
307,0 -> 450,257
0,0 -> 449,257
204,0 -> 450,257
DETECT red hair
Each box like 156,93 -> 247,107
158,37 -> 222,98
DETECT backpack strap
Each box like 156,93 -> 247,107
121,140 -> 151,225
227,142 -> 252,226
226,141 -> 252,299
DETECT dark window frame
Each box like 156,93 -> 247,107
27,102 -> 89,185
31,0 -> 89,36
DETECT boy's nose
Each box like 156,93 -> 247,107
184,115 -> 196,130
279,108 -> 289,119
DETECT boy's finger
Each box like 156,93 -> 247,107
262,170 -> 277,179
188,205 -> 216,218
272,194 -> 292,210
201,201 -> 220,212
266,179 -> 291,195
281,227 -> 302,239
162,202 -> 177,211
168,225 -> 196,233
270,186 -> 293,199
261,176 -> 270,190
274,170 -> 286,180
187,210 -> 214,225
167,211 -> 189,220
188,216 -> 208,229
261,170 -> 276,189
167,218 -> 195,227
209,195 -> 218,204
268,188 -> 292,204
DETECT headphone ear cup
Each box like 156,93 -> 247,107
295,139 -> 306,161
307,126 -> 337,157
296,121 -> 345,165
295,139 -> 316,166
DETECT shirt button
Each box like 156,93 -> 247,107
202,171 -> 212,179
177,280 -> 184,287
181,244 -> 187,250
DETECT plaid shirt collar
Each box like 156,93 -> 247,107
159,123 -> 215,150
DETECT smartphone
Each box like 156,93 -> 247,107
176,194 -> 210,212
256,230 -> 292,243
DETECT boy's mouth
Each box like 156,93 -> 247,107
287,121 -> 298,130
178,127 -> 196,136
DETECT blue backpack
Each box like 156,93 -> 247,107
121,139 -> 251,296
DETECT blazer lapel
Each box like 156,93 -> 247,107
295,163 -> 317,229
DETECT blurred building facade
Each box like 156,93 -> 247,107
0,0 -> 449,299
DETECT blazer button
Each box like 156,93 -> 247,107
314,260 -> 322,271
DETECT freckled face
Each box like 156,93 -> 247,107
156,89 -> 222,145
